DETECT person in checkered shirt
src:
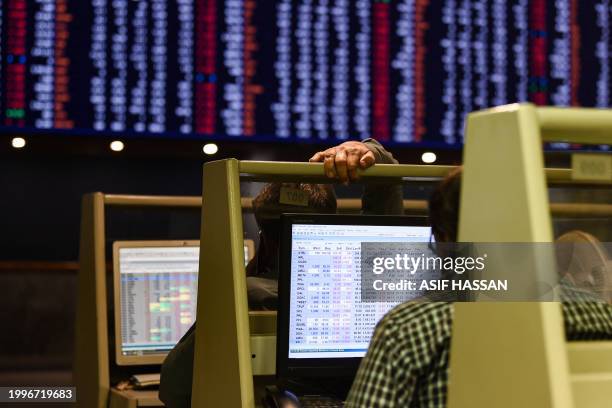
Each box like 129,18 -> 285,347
311,143 -> 612,408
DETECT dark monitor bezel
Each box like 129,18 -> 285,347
277,214 -> 430,379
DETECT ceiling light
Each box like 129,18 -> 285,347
203,143 -> 218,155
421,152 -> 437,164
110,140 -> 124,152
11,137 -> 26,149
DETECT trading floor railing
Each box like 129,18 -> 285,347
191,157 -> 607,407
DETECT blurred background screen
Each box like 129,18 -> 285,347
1,0 -> 611,148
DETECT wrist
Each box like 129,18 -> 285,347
362,139 -> 382,163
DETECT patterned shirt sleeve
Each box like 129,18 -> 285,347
346,320 -> 408,407
346,302 -> 453,408
346,314 -> 409,407
346,288 -> 612,408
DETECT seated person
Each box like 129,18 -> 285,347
160,139 -> 401,407
245,182 -> 337,308
311,142 -> 612,407
556,230 -> 612,303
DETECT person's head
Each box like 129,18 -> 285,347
247,182 -> 336,276
556,230 -> 611,302
428,167 -> 462,243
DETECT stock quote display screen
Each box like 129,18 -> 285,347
2,0 -> 612,147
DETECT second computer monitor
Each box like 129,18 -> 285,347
113,239 -> 255,365
277,214 -> 431,378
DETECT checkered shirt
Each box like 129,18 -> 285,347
346,298 -> 612,407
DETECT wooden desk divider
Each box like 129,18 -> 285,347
449,103 -> 612,408
192,160 -> 456,407
75,194 -> 238,408
192,157 -> 606,407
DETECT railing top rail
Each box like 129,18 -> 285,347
238,161 -> 455,179
99,166 -> 606,209
473,104 -> 612,145
539,106 -> 612,145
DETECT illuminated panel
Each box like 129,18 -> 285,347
0,2 -> 608,149
117,242 -> 253,357
118,246 -> 199,356
287,223 -> 431,359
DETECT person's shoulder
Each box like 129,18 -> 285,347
382,301 -> 453,329
364,301 -> 453,382
159,324 -> 197,407
373,302 -> 453,352
563,300 -> 612,340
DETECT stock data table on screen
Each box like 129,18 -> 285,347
117,245 -> 199,357
288,223 -> 431,359
2,1 -> 612,147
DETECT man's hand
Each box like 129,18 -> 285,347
309,141 -> 376,183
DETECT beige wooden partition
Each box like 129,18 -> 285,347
74,194 -> 246,408
190,159 -> 601,408
75,194 -> 206,408
191,161 -> 455,407
449,103 -> 612,408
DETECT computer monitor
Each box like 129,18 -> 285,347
277,215 -> 431,378
113,239 -> 255,365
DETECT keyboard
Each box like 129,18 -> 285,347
129,373 -> 160,388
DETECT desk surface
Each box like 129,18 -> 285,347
109,388 -> 163,408
108,376 -> 275,407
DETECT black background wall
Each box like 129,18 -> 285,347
1,154 -> 205,260
0,135 -> 460,262
0,135 -> 460,379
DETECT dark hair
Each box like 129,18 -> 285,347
427,167 -> 470,301
252,182 -> 337,227
428,167 -> 462,243
247,183 -> 336,277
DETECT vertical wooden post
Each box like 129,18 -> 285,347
448,104 -> 572,408
191,159 -> 254,407
74,192 -> 109,408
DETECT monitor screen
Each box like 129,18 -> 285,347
1,2 -> 612,149
113,239 -> 254,365
278,215 -> 430,377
